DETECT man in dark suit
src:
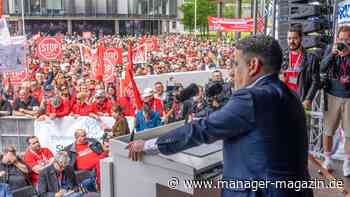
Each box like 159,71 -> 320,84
38,152 -> 82,197
128,35 -> 312,197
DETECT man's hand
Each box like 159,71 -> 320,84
303,100 -> 312,110
127,140 -> 145,161
0,171 -> 6,177
54,190 -> 65,197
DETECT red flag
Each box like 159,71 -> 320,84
121,42 -> 143,111
96,41 -> 105,81
151,36 -> 159,51
0,0 -> 3,16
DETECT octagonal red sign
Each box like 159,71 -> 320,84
37,37 -> 62,61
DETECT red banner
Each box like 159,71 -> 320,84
37,37 -> 62,61
2,69 -> 28,87
208,16 -> 264,32
104,48 -> 123,65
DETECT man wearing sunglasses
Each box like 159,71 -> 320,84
321,26 -> 350,176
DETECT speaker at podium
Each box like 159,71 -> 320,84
101,121 -> 223,197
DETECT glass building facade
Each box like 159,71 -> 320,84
3,0 -> 181,35
4,0 -> 177,18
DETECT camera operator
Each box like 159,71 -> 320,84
163,84 -> 192,123
191,86 -> 209,118
281,24 -> 320,110
204,70 -> 232,109
321,26 -> 350,176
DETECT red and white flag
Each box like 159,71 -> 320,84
104,48 -> 123,65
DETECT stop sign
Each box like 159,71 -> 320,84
37,37 -> 62,61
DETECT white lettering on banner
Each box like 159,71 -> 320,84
34,116 -> 135,153
37,37 -> 62,61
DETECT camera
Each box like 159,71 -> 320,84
205,81 -> 226,109
336,42 -> 348,52
164,84 -> 182,111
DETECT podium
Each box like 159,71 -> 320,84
105,121 -> 223,197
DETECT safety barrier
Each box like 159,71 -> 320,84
0,116 -> 135,153
0,116 -> 35,153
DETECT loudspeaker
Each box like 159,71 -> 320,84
289,4 -> 321,19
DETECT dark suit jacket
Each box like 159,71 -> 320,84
156,74 -> 313,197
38,164 -> 78,197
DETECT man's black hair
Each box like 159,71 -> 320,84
288,23 -> 303,38
235,34 -> 283,72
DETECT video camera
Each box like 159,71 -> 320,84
205,81 -> 226,109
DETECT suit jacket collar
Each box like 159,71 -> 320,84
246,73 -> 279,89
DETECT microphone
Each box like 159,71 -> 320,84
175,83 -> 199,103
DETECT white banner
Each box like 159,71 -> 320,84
0,36 -> 27,73
338,0 -> 350,24
34,116 -> 135,153
0,16 -> 10,44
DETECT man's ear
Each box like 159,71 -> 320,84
248,57 -> 262,76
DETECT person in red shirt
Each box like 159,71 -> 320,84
281,24 -> 320,110
90,90 -> 112,116
64,129 -> 107,191
70,92 -> 94,117
23,136 -> 54,187
116,96 -> 134,116
142,88 -> 164,117
44,85 -> 71,118
30,81 -> 44,103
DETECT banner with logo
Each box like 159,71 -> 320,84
2,69 -> 28,86
0,36 -> 27,73
37,36 -> 62,61
338,0 -> 350,24
104,48 -> 123,65
208,16 -> 264,32
34,116 -> 135,153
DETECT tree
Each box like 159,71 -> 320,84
180,0 -> 217,34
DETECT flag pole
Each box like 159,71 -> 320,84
21,0 -> 25,35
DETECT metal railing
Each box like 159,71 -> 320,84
0,116 -> 34,153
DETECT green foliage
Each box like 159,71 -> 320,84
180,0 -> 217,34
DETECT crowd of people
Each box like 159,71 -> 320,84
0,33 -> 235,131
2,22 -> 350,196
0,33 -> 235,196
0,131 -> 105,197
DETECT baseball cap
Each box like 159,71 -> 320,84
142,88 -> 154,98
